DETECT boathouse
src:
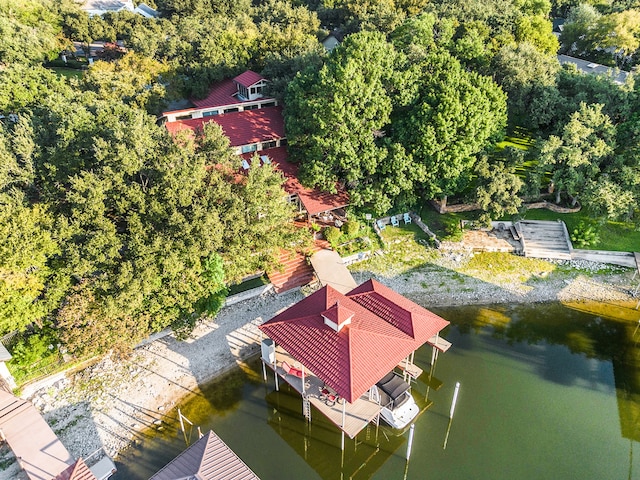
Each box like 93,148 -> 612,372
258,279 -> 451,442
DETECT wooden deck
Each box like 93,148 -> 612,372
263,347 -> 383,439
517,220 -> 572,260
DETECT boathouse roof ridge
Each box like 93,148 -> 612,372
259,280 -> 450,403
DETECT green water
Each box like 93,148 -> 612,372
115,302 -> 640,479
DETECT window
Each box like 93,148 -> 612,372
262,140 -> 277,149
203,110 -> 219,117
241,144 -> 257,154
224,107 -> 239,114
261,102 -> 276,108
176,114 -> 192,120
244,104 -> 259,110
279,138 -> 287,146
256,86 -> 263,95
250,87 -> 256,94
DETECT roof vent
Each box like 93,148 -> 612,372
321,302 -> 354,332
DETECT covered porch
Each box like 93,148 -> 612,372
262,344 -> 383,439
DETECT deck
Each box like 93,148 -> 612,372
517,220 -> 572,260
263,347 -> 383,439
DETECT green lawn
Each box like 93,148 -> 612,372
379,221 -> 429,242
49,67 -> 84,79
227,274 -> 269,295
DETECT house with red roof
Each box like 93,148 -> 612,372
163,71 -> 349,221
161,71 -> 277,123
258,279 -> 451,439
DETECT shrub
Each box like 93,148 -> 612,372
343,219 -> 361,238
571,221 -> 600,248
324,226 -> 342,247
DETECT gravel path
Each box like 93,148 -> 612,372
0,252 -> 638,479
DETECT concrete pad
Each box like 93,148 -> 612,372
309,249 -> 357,294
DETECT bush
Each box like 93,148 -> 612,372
571,221 -> 600,248
343,219 -> 361,238
324,226 -> 342,247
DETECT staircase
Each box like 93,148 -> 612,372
267,239 -> 331,294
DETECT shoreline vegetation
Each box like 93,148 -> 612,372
1,249 -> 639,479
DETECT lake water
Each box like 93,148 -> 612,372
115,302 -> 640,479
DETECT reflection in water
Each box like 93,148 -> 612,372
434,302 -> 640,444
115,302 -> 640,480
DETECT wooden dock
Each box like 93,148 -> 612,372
263,347 -> 383,439
517,220 -> 572,260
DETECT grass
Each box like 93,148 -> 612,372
49,67 -> 84,79
379,222 -> 429,243
227,274 -> 269,296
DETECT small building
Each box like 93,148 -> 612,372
321,30 -> 345,52
78,0 -> 158,18
259,279 -> 451,441
558,54 -> 631,85
150,430 -> 260,480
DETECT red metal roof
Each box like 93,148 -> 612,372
55,459 -> 97,480
259,279 -> 450,403
165,107 -> 285,147
233,70 -> 265,88
150,430 -> 260,480
243,147 -> 349,215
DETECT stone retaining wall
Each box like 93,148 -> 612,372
430,199 -> 581,214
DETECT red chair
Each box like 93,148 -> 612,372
282,361 -> 303,378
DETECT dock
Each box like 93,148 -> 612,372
263,346 -> 382,439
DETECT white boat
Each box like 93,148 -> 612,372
374,372 -> 419,429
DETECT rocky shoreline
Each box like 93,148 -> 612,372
0,253 -> 638,479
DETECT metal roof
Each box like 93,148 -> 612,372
150,430 -> 260,480
165,107 -> 285,147
55,459 -> 98,480
259,279 -> 450,403
558,54 -> 631,85
232,71 -> 265,88
241,147 -> 350,216
0,391 -> 75,480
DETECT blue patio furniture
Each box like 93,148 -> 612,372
391,216 -> 399,227
404,213 -> 412,224
377,220 -> 386,230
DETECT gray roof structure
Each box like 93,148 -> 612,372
0,391 -> 75,480
149,431 -> 260,480
558,54 -> 631,85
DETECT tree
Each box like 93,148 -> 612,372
538,102 -> 616,206
491,42 -> 560,128
392,50 -> 508,201
81,53 -> 171,114
0,0 -> 64,65
475,154 -> 524,223
285,31 -> 399,210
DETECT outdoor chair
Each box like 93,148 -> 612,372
320,387 -> 338,406
282,360 -> 303,378
391,216 -> 399,227
376,220 -> 386,230
403,213 -> 412,224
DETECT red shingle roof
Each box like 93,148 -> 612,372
165,107 -> 285,147
233,70 -> 265,88
150,430 -> 260,480
56,459 -> 97,480
259,279 -> 450,403
242,147 -> 349,215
